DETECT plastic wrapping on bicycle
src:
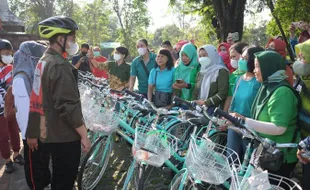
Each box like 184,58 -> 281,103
124,89 -> 143,101
172,96 -> 195,109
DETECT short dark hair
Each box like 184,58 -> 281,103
156,48 -> 174,70
137,39 -> 148,46
247,46 -> 265,73
162,40 -> 172,47
81,43 -> 89,49
116,46 -> 129,58
48,31 -> 75,45
230,42 -> 248,54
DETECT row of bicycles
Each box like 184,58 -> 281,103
76,71 -> 305,190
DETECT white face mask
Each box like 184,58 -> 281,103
293,60 -> 310,76
230,59 -> 238,69
1,55 -> 13,64
199,57 -> 212,69
114,53 -> 122,62
138,47 -> 147,56
66,41 -> 79,56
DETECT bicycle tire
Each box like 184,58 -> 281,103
77,136 -> 112,190
208,131 -> 227,146
170,170 -> 200,190
166,121 -> 194,151
136,163 -> 170,190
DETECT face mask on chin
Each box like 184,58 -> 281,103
1,55 -> 13,64
66,41 -> 79,56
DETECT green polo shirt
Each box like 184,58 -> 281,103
130,53 -> 157,93
257,86 -> 299,163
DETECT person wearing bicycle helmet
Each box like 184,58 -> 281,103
0,39 -> 25,174
25,16 -> 90,190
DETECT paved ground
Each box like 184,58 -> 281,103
0,143 -> 29,190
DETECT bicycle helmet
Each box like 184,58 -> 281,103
38,16 -> 79,39
0,39 -> 13,50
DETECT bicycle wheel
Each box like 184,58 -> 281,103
208,131 -> 227,146
136,163 -> 170,190
77,136 -> 112,190
166,122 -> 194,151
170,169 -> 202,190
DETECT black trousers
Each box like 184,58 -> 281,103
24,140 -> 81,190
269,162 -> 297,190
302,163 -> 310,190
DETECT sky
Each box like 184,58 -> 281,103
75,0 -> 272,31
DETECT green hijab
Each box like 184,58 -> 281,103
251,51 -> 294,119
174,43 -> 200,100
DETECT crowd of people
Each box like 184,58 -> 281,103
0,15 -> 310,190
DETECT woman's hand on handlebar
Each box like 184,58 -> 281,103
230,112 -> 246,121
194,99 -> 205,106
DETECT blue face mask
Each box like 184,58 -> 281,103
93,51 -> 101,57
238,59 -> 248,72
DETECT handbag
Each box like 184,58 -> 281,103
153,71 -> 172,107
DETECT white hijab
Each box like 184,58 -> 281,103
199,45 -> 228,100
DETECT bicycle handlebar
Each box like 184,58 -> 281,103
173,96 -> 194,109
213,108 -> 298,151
213,108 -> 243,128
110,89 -> 124,94
124,89 -> 143,101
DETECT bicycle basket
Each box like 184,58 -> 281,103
185,135 -> 240,185
230,168 -> 302,190
132,125 -> 178,167
86,110 -> 120,135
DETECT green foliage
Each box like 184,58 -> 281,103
266,0 -> 310,37
76,0 -> 111,45
112,0 -> 150,57
243,23 -> 269,47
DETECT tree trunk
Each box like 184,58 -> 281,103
211,0 -> 247,42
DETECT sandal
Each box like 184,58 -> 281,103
13,154 -> 25,165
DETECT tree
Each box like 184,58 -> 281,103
77,0 -> 111,45
112,0 -> 150,56
9,0 -> 74,34
264,0 -> 310,61
170,0 -> 247,42
151,24 -> 184,47
243,22 -> 268,46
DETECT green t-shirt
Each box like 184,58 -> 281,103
228,70 -> 245,96
257,86 -> 299,163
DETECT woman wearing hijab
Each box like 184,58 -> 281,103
193,45 -> 229,113
173,43 -> 200,101
265,38 -> 294,86
238,51 -> 299,178
218,43 -> 234,73
13,41 -> 49,189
